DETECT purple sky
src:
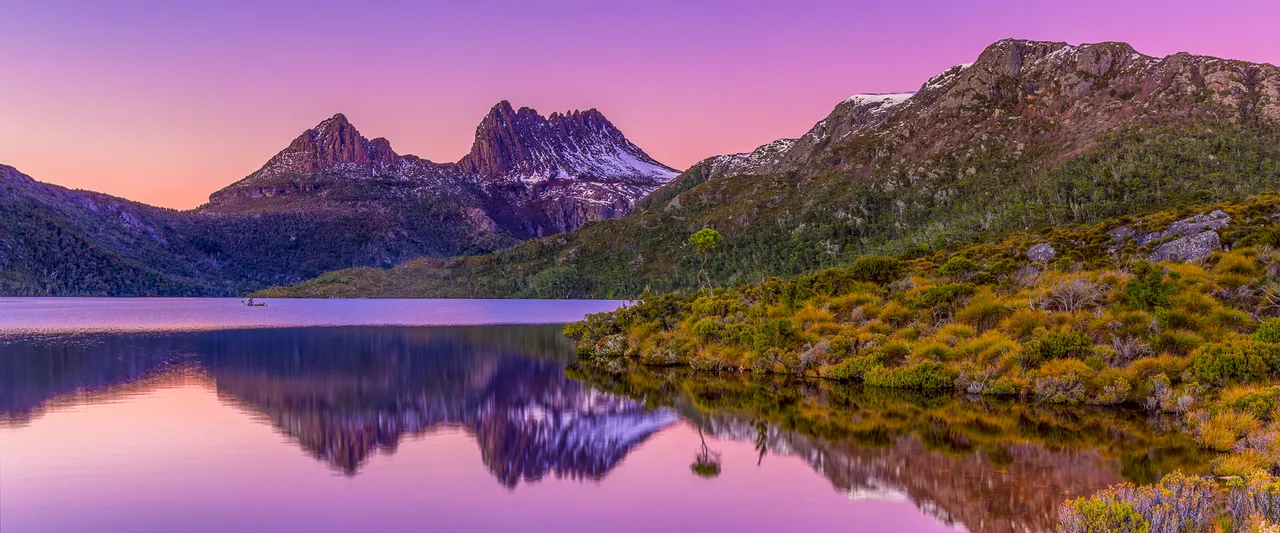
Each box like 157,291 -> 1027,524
1,0 -> 1277,208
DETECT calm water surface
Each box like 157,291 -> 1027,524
0,299 -> 1212,532
0,297 -> 627,333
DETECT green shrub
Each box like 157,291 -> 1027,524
690,317 -> 724,343
846,256 -> 905,285
938,256 -> 978,278
1062,498 -> 1150,533
1222,388 -> 1280,420
825,355 -> 883,381
985,376 -> 1020,396
1254,319 -> 1280,343
1023,330 -> 1095,366
1190,340 -> 1280,385
916,283 -> 977,308
752,318 -> 802,355
864,362 -> 957,389
1123,261 -> 1174,310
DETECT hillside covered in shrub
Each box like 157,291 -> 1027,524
566,193 -> 1280,530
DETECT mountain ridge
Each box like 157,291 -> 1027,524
0,102 -> 677,295
261,38 -> 1280,298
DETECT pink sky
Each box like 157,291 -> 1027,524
2,0 -> 1277,209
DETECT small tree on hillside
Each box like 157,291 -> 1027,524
689,228 -> 722,291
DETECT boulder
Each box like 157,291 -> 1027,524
1026,243 -> 1057,264
1150,231 -> 1221,263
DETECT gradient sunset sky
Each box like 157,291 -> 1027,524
2,0 -> 1277,209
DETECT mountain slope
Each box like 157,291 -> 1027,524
0,103 -> 676,296
262,39 -> 1280,299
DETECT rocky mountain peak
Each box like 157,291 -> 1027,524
250,113 -> 399,179
459,102 -> 677,183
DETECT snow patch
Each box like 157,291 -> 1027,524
846,92 -> 916,107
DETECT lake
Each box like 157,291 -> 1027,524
0,299 -> 1211,532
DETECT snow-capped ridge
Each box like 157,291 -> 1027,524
845,92 -> 916,107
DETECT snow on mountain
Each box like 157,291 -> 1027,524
845,92 -> 916,107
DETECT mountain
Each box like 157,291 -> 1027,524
262,39 -> 1280,298
0,103 -> 676,296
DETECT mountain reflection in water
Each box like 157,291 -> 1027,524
0,326 -> 1214,533
0,326 -> 678,485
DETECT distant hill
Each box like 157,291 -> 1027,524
262,39 -> 1280,298
0,103 -> 676,295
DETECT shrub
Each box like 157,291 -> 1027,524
985,376 -> 1021,396
752,318 -> 803,356
690,317 -> 725,343
1004,308 -> 1048,340
1196,411 -> 1260,451
913,341 -> 955,361
863,362 -> 957,390
828,292 -> 879,320
879,301 -> 915,326
1255,320 -> 1280,343
1124,261 -> 1174,310
846,255 -> 905,285
1190,340 -> 1280,385
879,340 -> 913,364
1151,329 -> 1205,356
938,256 -> 978,278
1212,450 -> 1272,477
1221,386 -> 1280,421
1059,472 -> 1216,533
1038,277 -> 1108,312
916,283 -> 977,309
1033,359 -> 1096,404
1060,498 -> 1150,533
956,293 -> 1013,332
1022,330 -> 1095,368
824,355 -> 883,381
1092,377 -> 1132,406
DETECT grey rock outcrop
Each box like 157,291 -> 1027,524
1138,210 -> 1230,245
1150,231 -> 1221,263
1026,243 -> 1057,264
1108,226 -> 1136,246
